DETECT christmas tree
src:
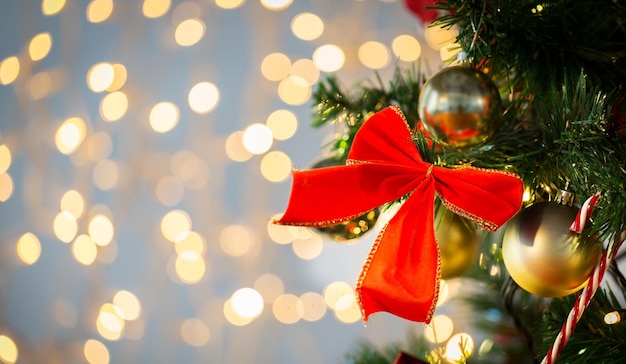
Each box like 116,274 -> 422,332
276,0 -> 626,363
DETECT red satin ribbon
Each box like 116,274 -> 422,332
275,106 -> 524,323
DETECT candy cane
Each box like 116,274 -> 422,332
541,194 -> 624,364
569,194 -> 600,233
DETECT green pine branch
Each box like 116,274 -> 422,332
432,0 -> 626,99
311,65 -> 424,161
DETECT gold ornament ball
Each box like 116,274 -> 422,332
435,207 -> 479,279
502,201 -> 601,297
310,156 -> 380,241
418,66 -> 502,147
314,209 -> 380,242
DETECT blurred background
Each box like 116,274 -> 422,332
0,1 -> 458,363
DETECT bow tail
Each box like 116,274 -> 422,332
356,180 -> 440,323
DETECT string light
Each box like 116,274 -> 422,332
604,310 -> 626,325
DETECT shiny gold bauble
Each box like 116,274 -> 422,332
314,209 -> 381,242
418,66 -> 502,147
502,201 -> 601,297
435,207 -> 479,279
310,156 -> 381,241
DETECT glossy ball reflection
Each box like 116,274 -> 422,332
418,66 -> 501,147
435,206 -> 478,279
502,201 -> 601,297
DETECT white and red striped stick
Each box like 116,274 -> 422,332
541,195 -> 624,364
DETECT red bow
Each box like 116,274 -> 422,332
275,106 -> 523,323
404,0 -> 441,23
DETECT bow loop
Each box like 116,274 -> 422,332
347,106 -> 423,166
433,165 -> 524,232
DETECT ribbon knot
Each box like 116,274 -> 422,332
426,164 -> 434,178
275,106 -> 524,323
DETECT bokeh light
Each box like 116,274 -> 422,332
266,109 -> 297,141
291,12 -> 323,41
175,18 -> 206,46
0,145 -> 11,174
89,214 -> 114,246
0,335 -> 18,364
261,52 -> 291,81
292,230 -> 323,259
55,117 -> 87,155
358,41 -> 390,69
231,288 -> 264,318
277,76 -> 311,105
299,292 -> 326,322
312,44 -> 345,72
219,225 -> 254,257
113,290 -> 142,321
42,0 -> 66,16
260,0 -> 293,11
215,0 -> 246,9
60,189 -> 85,219
28,71 -> 52,100
392,34 -> 422,61
161,209 -> 192,242
149,102 -> 180,133
175,254 -> 206,284
272,293 -> 303,324
0,173 -> 13,202
323,281 -> 353,310
87,0 -> 114,23
92,159 -> 119,190
242,123 -> 273,154
188,81 -> 219,114
440,42 -> 461,62
175,231 -> 206,258
180,318 -> 210,346
72,234 -> 98,265
436,280 -> 450,307
106,63 -> 127,91
446,333 -> 474,361
16,232 -> 41,265
0,56 -> 20,85
53,211 -> 78,243
84,339 -> 109,364
28,33 -> 52,61
260,151 -> 291,182
143,0 -> 171,18
254,273 -> 284,303
423,314 -> 454,344
332,294 -> 361,323
87,63 -> 115,92
100,91 -> 129,122
267,214 -> 298,244
424,25 -> 458,51
223,298 -> 253,326
225,131 -> 253,162
289,58 -> 319,86
97,303 -> 125,341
